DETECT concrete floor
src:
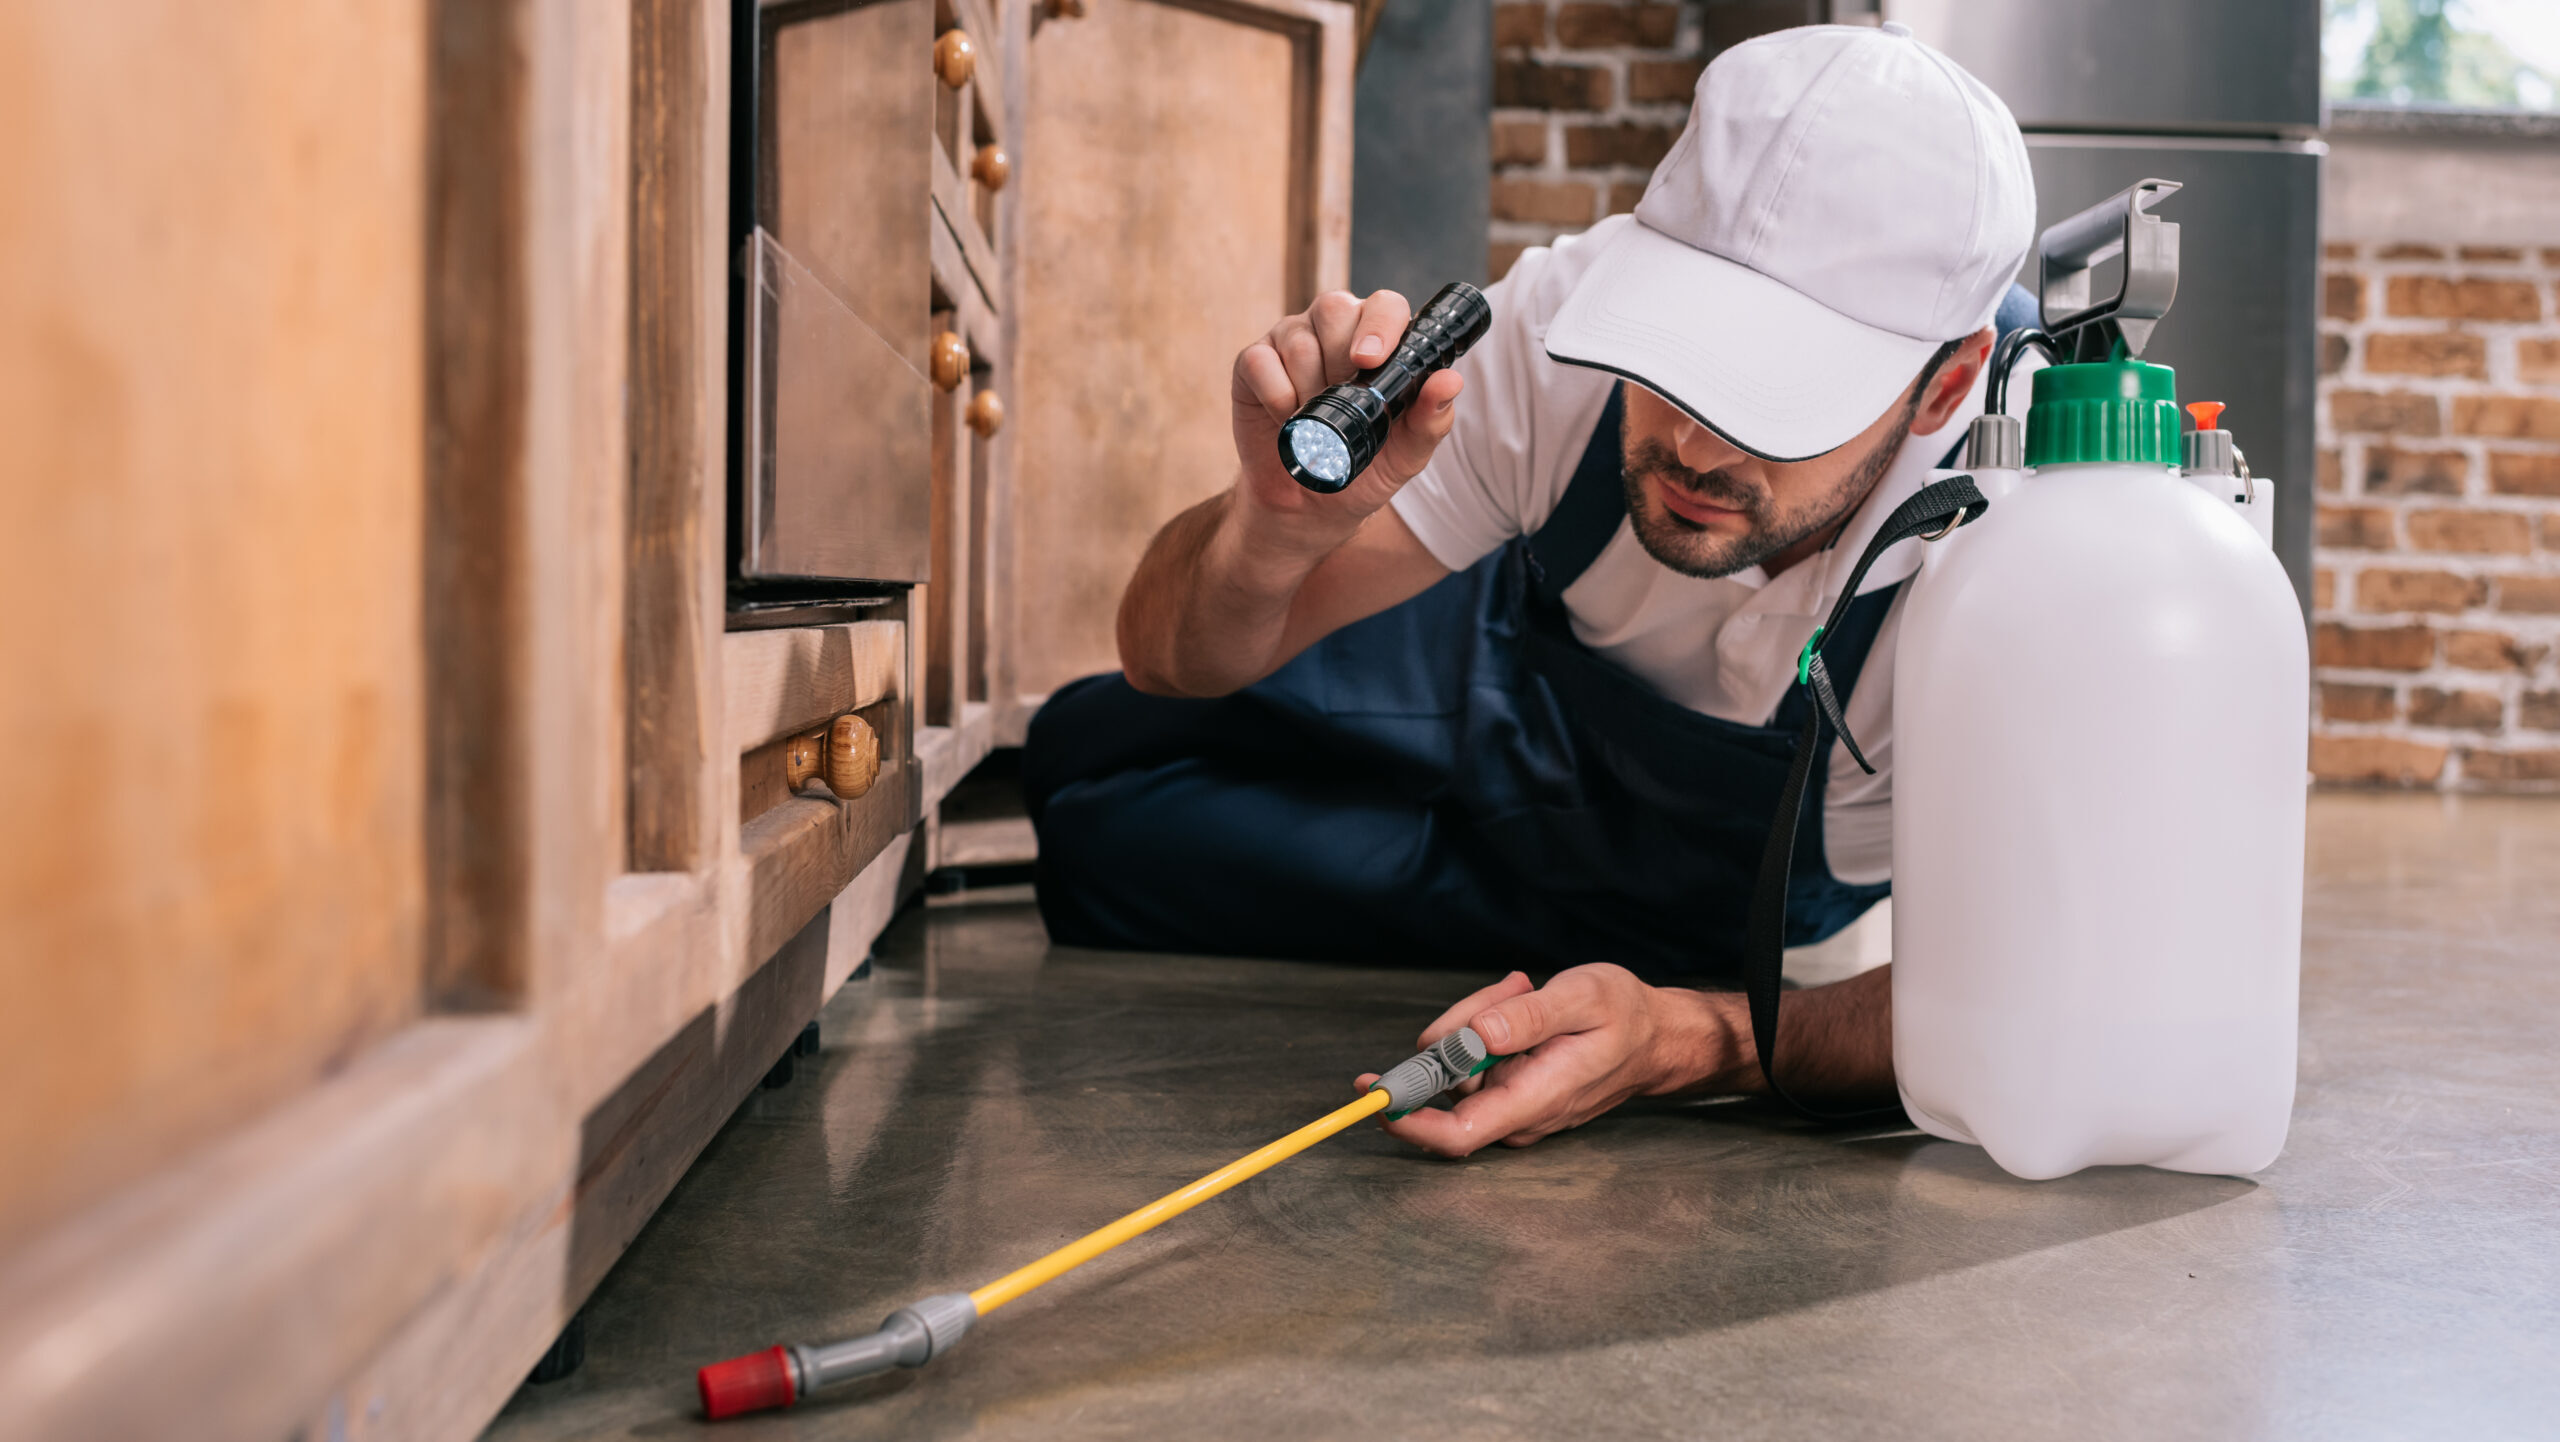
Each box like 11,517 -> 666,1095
487,793 -> 2560,1441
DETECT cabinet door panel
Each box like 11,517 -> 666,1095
1011,0 -> 1350,695
0,0 -> 428,1247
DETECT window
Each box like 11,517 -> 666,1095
2325,0 -> 2560,112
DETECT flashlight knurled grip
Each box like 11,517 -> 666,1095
1279,282 -> 1492,493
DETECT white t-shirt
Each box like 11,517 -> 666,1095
1389,215 -> 1992,886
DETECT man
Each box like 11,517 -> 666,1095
1023,24 -> 2037,1156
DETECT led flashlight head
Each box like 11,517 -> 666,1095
1277,281 -> 1492,494
1280,417 -> 1353,489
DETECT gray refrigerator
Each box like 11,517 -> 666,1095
1891,0 -> 2326,616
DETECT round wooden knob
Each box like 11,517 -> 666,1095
965,388 -> 1004,438
930,330 -> 969,392
825,714 -> 881,799
783,731 -> 823,792
934,29 -> 976,89
1041,0 -> 1086,18
970,144 -> 1010,193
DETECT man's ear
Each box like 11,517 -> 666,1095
1914,326 -> 1994,438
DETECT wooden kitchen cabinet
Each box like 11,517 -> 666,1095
0,2 -> 1349,1439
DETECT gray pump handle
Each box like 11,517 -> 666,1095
2039,178 -> 2182,360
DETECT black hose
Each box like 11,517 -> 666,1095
1988,327 -> 2062,418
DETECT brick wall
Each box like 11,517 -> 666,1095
2316,242 -> 2560,790
1489,1 -> 1834,281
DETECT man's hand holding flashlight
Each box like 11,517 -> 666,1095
1228,288 -> 1465,568
1115,289 -> 1467,699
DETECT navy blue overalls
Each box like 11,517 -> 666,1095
1022,382 -> 1899,986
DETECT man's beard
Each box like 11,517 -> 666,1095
1620,409 -> 1914,580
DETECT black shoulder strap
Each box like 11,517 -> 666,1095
1741,474 -> 1990,1123
1525,384 -> 1628,599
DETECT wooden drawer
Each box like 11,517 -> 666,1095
726,621 -> 918,962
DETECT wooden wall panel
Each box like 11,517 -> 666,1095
0,2 -> 430,1248
1011,0 -> 1341,695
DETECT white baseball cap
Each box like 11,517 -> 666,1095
1542,22 -> 2034,462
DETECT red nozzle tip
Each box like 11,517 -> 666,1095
698,1345 -> 797,1420
2186,401 -> 2226,432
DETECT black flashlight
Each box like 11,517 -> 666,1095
1278,281 -> 1492,493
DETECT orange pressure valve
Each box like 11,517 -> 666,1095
2186,401 -> 2226,432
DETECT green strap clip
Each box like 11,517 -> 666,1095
1795,626 -> 1825,687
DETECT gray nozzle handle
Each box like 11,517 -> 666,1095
794,1291 -> 977,1391
1369,1027 -> 1495,1117
2039,179 -> 2181,358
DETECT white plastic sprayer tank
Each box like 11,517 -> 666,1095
1892,356 -> 2308,1180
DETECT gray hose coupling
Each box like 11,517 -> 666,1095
1369,1026 -> 1497,1117
794,1290 -> 977,1391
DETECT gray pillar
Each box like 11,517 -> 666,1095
1350,2 -> 1492,304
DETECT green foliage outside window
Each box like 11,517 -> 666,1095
2325,0 -> 2558,111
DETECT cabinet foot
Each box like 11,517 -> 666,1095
526,1314 -> 586,1385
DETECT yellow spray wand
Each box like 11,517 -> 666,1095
695,1027 -> 1497,1420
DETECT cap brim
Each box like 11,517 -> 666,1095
1543,220 -> 1944,463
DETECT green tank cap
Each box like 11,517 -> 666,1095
2024,357 -> 2181,468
